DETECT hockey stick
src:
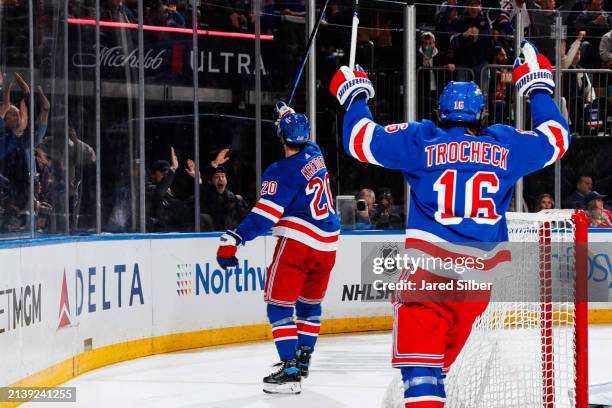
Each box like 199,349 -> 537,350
286,0 -> 331,107
348,0 -> 359,69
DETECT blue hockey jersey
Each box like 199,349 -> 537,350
342,91 -> 570,243
236,142 -> 340,251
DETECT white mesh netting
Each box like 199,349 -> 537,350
383,210 -> 584,408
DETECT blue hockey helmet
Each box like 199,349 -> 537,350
277,112 -> 311,144
439,81 -> 485,124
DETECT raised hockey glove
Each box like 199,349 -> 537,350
512,40 -> 554,97
273,101 -> 295,126
329,65 -> 375,110
216,230 -> 242,269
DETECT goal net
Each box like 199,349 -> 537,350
382,210 -> 588,408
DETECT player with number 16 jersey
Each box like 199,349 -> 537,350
330,41 -> 569,407
216,102 -> 339,395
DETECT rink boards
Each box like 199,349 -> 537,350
0,231 -> 611,402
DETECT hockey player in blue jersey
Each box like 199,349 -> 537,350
216,102 -> 340,395
330,41 -> 569,407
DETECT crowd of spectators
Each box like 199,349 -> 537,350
146,146 -> 248,232
409,0 -> 612,134
532,174 -> 612,227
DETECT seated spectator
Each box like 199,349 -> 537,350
417,32 -> 456,121
104,0 -> 135,23
563,175 -> 593,209
371,188 -> 404,230
354,188 -> 376,229
202,151 -> 248,231
584,191 -> 612,227
599,28 -> 612,69
534,193 -> 555,211
450,0 -> 491,76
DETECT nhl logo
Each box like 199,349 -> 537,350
377,242 -> 403,277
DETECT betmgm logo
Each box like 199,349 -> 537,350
375,243 -> 403,278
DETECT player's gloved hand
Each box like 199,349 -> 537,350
216,230 -> 242,269
512,40 -> 554,97
329,65 -> 375,110
273,101 -> 295,126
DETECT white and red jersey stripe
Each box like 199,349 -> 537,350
536,120 -> 569,167
348,117 -> 382,166
251,198 -> 284,223
273,216 -> 339,252
404,229 -> 512,278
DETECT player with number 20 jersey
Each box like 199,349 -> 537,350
216,102 -> 339,395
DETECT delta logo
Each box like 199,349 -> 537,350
58,270 -> 71,329
174,260 -> 267,296
57,263 -> 145,330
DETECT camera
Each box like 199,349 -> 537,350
356,199 -> 367,212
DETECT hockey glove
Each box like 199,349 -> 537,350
329,65 -> 375,110
273,101 -> 295,126
512,40 -> 554,97
216,230 -> 243,269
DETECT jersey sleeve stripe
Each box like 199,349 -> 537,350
258,198 -> 284,213
251,206 -> 280,223
361,122 -> 383,166
254,201 -> 283,220
537,120 -> 569,167
350,120 -> 383,166
349,117 -> 371,162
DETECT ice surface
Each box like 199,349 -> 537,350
24,327 -> 612,408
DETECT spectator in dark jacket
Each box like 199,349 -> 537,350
202,164 -> 248,231
574,0 -> 612,67
146,158 -> 189,231
563,175 -> 593,209
451,0 -> 491,75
